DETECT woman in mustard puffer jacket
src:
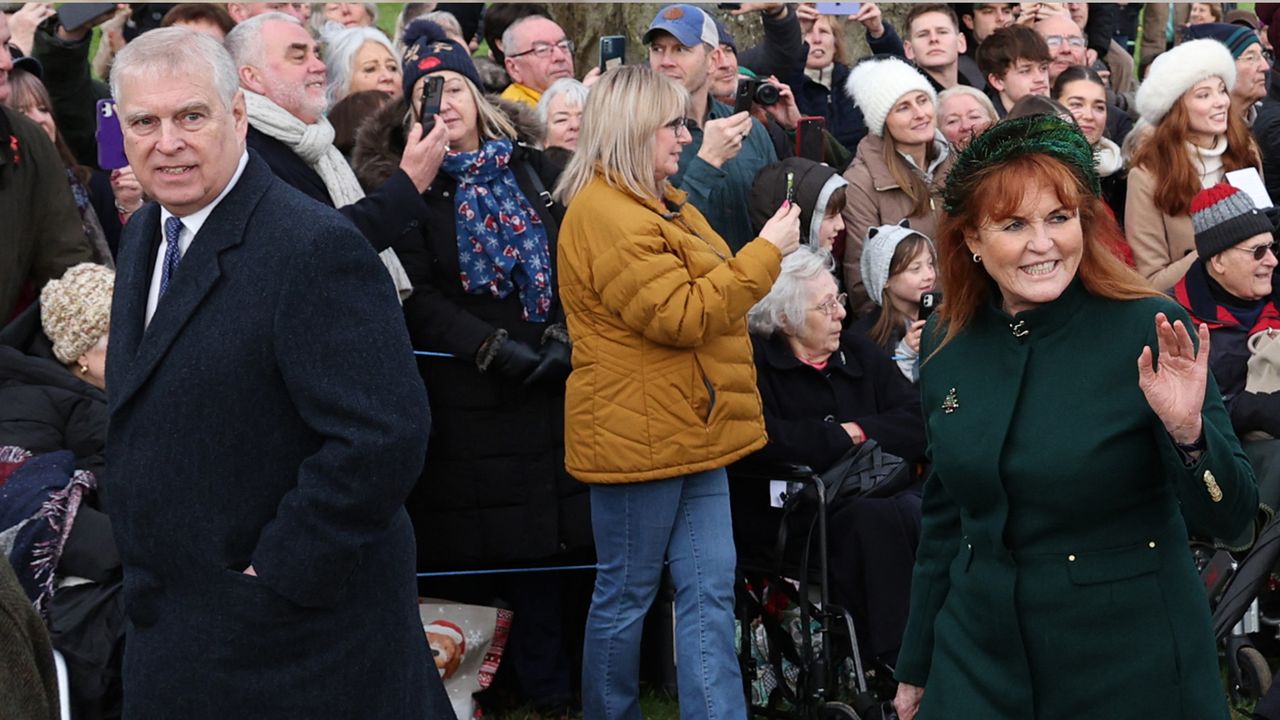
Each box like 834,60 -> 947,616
555,66 -> 801,720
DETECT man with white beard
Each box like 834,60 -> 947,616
224,12 -> 447,263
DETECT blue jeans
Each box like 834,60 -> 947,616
582,468 -> 745,720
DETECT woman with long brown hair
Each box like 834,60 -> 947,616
842,56 -> 955,315
1127,39 -> 1261,291
892,114 -> 1257,720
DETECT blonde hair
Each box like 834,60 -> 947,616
406,71 -> 518,142
554,66 -> 689,205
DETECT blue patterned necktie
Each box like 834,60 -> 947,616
160,216 -> 184,298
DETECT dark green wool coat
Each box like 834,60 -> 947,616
897,279 -> 1259,720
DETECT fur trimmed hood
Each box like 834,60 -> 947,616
352,94 -> 544,192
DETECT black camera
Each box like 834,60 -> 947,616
733,79 -> 780,113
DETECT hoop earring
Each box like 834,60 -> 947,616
972,253 -> 982,263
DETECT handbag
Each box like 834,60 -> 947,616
781,440 -> 913,535
1244,329 -> 1280,441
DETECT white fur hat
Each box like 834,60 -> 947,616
845,56 -> 938,138
1135,39 -> 1237,125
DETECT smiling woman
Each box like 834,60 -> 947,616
893,113 -> 1259,720
1128,39 -> 1262,292
841,56 -> 955,315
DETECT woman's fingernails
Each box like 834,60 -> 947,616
782,200 -> 791,209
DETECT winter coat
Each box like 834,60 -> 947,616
897,279 -> 1258,719
1173,262 -> 1280,437
557,174 -> 781,484
0,107 -> 93,323
1253,70 -> 1280,205
1125,165 -> 1199,291
105,155 -> 442,718
0,344 -> 106,477
781,27 -> 906,151
0,557 -> 58,720
32,21 -> 110,170
353,98 -> 591,570
841,132 -> 954,314
747,329 -> 926,472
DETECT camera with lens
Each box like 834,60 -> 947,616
734,79 -> 780,113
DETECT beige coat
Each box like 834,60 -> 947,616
841,132 -> 954,314
1125,166 -> 1198,292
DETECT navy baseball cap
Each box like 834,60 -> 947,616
643,4 -> 720,49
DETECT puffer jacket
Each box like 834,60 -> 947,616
557,175 -> 781,484
841,131 -> 954,314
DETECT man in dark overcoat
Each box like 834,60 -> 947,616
104,27 -> 452,718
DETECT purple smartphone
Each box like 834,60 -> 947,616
96,99 -> 129,170
816,2 -> 861,14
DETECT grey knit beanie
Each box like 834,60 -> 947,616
40,263 -> 115,365
1191,183 -> 1274,259
861,221 -> 933,307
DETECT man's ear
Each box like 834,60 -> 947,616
987,72 -> 1006,93
958,32 -> 968,55
962,14 -> 975,32
904,42 -> 917,61
504,55 -> 523,84
238,65 -> 266,95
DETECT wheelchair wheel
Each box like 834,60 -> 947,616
1237,645 -> 1273,702
821,701 -> 862,719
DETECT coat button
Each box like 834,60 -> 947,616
1067,554 -> 1076,562
442,191 -> 450,198
1149,541 -> 1156,549
1204,470 -> 1223,503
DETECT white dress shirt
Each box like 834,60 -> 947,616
145,151 -> 250,327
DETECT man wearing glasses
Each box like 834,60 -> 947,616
1172,183 -> 1280,448
500,15 -> 595,107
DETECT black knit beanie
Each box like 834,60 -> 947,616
1191,183 -> 1274,259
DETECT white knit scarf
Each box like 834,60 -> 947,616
1188,135 -> 1228,188
242,90 -> 412,300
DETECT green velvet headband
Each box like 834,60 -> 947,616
942,114 -> 1100,214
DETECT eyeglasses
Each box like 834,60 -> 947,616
661,117 -> 697,134
508,39 -> 575,60
812,293 -> 848,316
1232,241 -> 1280,261
1043,35 -> 1086,49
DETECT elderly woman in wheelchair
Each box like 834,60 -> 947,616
733,245 -> 927,668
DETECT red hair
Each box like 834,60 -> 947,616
1131,92 -> 1258,216
930,154 -> 1159,355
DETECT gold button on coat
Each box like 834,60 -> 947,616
1204,470 -> 1223,503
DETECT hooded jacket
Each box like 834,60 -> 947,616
748,157 -> 848,248
841,131 -> 954,314
557,175 -> 781,484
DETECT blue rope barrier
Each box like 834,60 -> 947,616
417,564 -> 598,578
413,350 -> 457,358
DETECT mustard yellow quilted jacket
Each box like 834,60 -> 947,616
557,175 -> 782,483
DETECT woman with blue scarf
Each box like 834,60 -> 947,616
352,20 -> 591,715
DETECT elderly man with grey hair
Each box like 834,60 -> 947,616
224,12 -> 446,278
498,14 -> 600,107
105,25 -> 453,719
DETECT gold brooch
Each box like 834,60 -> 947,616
942,388 -> 960,414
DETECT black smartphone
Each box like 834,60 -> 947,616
419,76 -> 444,133
599,35 -> 625,73
733,79 -> 756,115
56,3 -> 116,33
784,171 -> 796,205
717,3 -> 742,9
919,291 -> 942,321
795,116 -> 825,163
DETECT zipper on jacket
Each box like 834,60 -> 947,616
703,376 -> 717,421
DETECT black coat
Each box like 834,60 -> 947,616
105,154 -> 447,718
246,126 -> 427,253
353,101 -> 591,571
748,329 -> 927,472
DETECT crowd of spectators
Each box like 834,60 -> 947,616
2,2 -> 1279,719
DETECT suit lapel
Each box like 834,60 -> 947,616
106,204 -> 161,405
110,155 -> 273,411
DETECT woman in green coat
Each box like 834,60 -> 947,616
893,115 -> 1260,720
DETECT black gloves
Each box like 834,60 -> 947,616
476,326 -> 572,387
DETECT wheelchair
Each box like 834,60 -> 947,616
729,460 -> 903,720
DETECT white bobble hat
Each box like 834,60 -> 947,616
844,56 -> 938,138
1135,39 -> 1237,125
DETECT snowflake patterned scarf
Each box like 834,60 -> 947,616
443,139 -> 552,322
